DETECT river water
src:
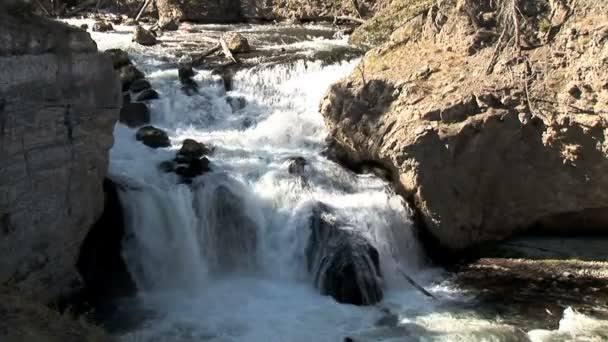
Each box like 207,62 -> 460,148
64,18 -> 606,342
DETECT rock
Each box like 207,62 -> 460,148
104,48 -> 131,69
119,64 -> 145,91
223,32 -> 250,53
129,79 -> 152,93
136,89 -> 160,101
92,21 -> 113,32
133,26 -> 157,46
119,102 -> 150,127
306,203 -> 383,305
175,156 -> 211,181
226,95 -> 247,112
159,19 -> 179,31
178,139 -> 210,159
158,160 -> 176,173
124,18 -> 138,26
287,156 -> 307,176
321,2 -> 608,253
135,126 -> 171,148
178,62 -> 198,95
80,23 -> 89,30
123,93 -> 131,104
0,12 -> 120,299
77,180 -> 136,302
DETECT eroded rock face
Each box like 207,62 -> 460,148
0,13 -> 121,299
321,1 -> 608,252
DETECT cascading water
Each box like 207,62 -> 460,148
67,19 -> 608,342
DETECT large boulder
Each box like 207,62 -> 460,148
104,48 -> 131,69
321,1 -> 608,252
0,13 -> 121,299
306,203 -> 383,305
119,64 -> 145,91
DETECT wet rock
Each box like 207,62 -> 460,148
178,139 -> 210,159
133,26 -> 157,46
136,89 -> 160,101
226,95 -> 247,112
175,156 -> 211,181
119,64 -> 145,91
80,23 -> 88,30
129,79 -> 152,93
178,62 -> 198,95
135,126 -> 171,148
123,93 -> 131,104
287,156 -> 307,176
119,102 -> 150,127
159,19 -> 179,31
306,203 -> 383,305
223,32 -> 250,53
124,18 -> 137,26
92,21 -> 113,32
104,48 -> 131,69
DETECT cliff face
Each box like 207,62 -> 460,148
0,12 -> 121,299
321,0 -> 608,251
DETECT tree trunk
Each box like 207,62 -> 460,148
154,0 -> 183,23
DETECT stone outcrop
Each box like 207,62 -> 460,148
0,12 -> 121,299
321,0 -> 608,252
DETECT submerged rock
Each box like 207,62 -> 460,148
135,126 -> 171,148
287,156 -> 307,176
119,102 -> 150,127
226,95 -> 247,112
306,203 -> 383,305
178,62 -> 198,95
136,89 -> 160,101
133,26 -> 157,46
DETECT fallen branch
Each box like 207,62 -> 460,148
334,15 -> 366,25
191,44 -> 221,65
219,37 -> 238,64
135,0 -> 153,21
396,265 -> 436,299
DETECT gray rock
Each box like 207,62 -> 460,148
120,102 -> 150,127
226,95 -> 246,112
136,126 -> 171,148
0,12 -> 120,300
178,139 -> 210,159
223,32 -> 250,53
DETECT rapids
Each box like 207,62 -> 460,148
64,18 -> 607,341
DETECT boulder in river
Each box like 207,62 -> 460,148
136,89 -> 160,101
306,203 -> 383,305
129,79 -> 152,93
159,19 -> 179,31
80,23 -> 88,30
226,95 -> 247,112
178,139 -> 210,159
92,21 -> 113,32
133,26 -> 157,46
119,64 -> 145,91
104,48 -> 131,69
178,62 -> 199,95
135,126 -> 171,148
175,156 -> 211,181
287,156 -> 307,176
223,32 -> 250,53
119,102 -> 150,127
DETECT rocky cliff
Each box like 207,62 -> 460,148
321,0 -> 608,252
0,11 -> 121,299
